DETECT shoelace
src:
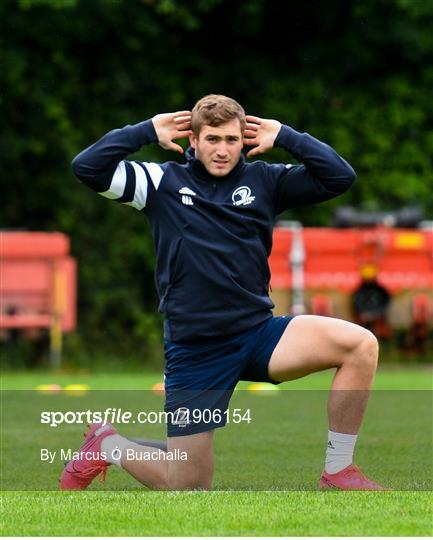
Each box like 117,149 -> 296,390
342,467 -> 381,488
75,464 -> 109,484
343,466 -> 363,478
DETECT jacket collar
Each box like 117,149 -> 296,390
185,146 -> 246,183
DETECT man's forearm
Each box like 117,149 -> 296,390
275,125 -> 356,191
71,119 -> 158,190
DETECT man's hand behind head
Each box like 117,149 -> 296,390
243,115 -> 282,158
152,111 -> 192,154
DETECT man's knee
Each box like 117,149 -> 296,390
347,328 -> 379,371
166,443 -> 214,491
167,479 -> 211,491
167,469 -> 212,490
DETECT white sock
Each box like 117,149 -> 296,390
101,434 -> 130,467
325,429 -> 358,474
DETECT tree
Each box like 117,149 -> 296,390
2,0 -> 432,358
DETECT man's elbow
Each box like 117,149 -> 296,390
71,154 -> 82,177
71,152 -> 114,192
71,152 -> 90,182
339,163 -> 356,192
345,165 -> 357,187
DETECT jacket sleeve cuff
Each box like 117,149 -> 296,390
128,119 -> 159,146
274,124 -> 304,151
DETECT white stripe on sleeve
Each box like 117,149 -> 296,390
100,161 -> 127,199
125,162 -> 148,210
143,162 -> 164,190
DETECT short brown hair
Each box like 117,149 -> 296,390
191,94 -> 246,135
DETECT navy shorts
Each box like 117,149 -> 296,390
163,315 -> 294,437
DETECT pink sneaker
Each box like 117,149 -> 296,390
59,423 -> 118,490
319,464 -> 390,491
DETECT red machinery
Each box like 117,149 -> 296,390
0,232 -> 76,366
269,222 -> 433,351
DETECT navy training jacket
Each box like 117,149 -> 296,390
71,119 -> 356,342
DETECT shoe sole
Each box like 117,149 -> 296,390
318,477 -> 338,489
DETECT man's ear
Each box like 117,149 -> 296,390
189,132 -> 197,149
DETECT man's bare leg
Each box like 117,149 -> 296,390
118,430 -> 214,490
267,315 -> 390,489
268,315 -> 378,433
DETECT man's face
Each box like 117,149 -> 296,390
189,119 -> 243,177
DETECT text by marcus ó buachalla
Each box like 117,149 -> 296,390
40,448 -> 188,463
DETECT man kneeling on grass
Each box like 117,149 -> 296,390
61,94 -> 388,491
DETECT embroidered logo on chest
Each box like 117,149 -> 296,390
232,186 -> 255,207
179,187 -> 196,206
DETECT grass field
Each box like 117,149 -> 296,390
1,366 -> 432,536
